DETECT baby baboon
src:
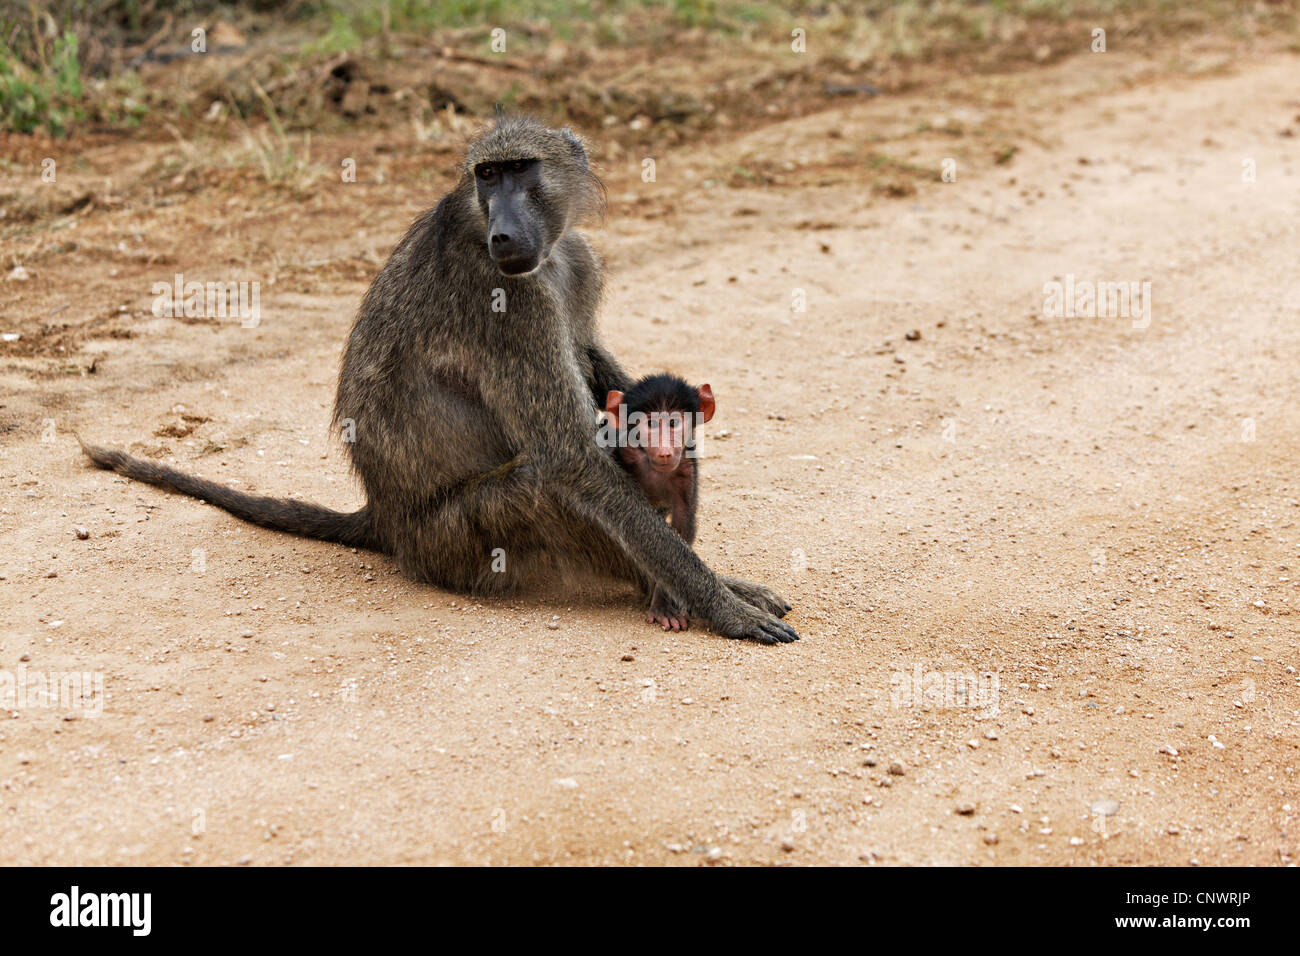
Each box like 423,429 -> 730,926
80,115 -> 797,644
603,373 -> 714,631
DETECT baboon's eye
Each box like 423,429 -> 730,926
477,164 -> 497,180
508,160 -> 527,172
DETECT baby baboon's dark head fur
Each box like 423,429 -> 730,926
620,373 -> 705,418
463,115 -> 606,276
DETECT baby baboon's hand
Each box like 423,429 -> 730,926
647,586 -> 689,632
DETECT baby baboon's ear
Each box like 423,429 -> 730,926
561,127 -> 589,170
696,384 -> 715,424
604,390 -> 626,428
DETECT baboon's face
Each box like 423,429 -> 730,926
606,384 -> 715,475
474,158 -> 562,276
640,410 -> 691,473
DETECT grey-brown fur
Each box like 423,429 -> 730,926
80,115 -> 798,644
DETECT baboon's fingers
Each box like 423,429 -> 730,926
762,618 -> 800,643
727,614 -> 800,645
719,576 -> 793,618
648,587 -> 690,632
766,599 -> 792,619
657,613 -> 688,631
751,615 -> 799,644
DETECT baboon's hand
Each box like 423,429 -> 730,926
647,586 -> 689,632
707,588 -> 799,645
719,576 -> 793,619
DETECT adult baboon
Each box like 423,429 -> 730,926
81,115 -> 798,644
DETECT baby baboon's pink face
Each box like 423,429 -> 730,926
642,410 -> 689,473
605,383 -> 715,475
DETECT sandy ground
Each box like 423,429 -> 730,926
2,44 -> 1299,865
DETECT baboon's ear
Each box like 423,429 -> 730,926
696,384 -> 715,424
605,390 -> 625,427
561,127 -> 589,170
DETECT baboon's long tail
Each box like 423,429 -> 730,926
78,438 -> 375,550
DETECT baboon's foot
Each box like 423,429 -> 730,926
719,576 -> 793,618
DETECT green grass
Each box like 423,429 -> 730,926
309,10 -> 364,53
314,0 -> 778,45
0,31 -> 83,135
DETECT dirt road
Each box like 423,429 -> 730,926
2,46 -> 1298,865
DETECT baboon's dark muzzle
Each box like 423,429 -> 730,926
488,211 -> 541,276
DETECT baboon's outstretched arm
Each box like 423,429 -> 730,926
552,450 -> 797,644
